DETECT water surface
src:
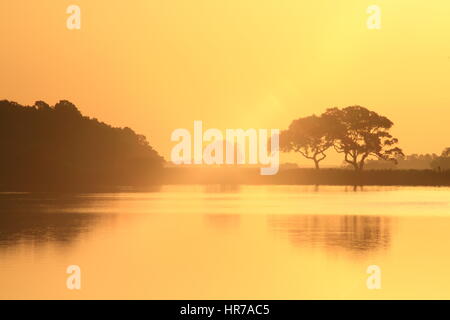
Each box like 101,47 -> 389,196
0,185 -> 449,299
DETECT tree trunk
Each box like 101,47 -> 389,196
314,159 -> 320,170
359,161 -> 365,171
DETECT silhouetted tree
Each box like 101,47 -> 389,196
430,147 -> 450,171
0,100 -> 164,191
324,106 -> 403,171
280,115 -> 334,169
54,100 -> 82,117
35,101 -> 51,111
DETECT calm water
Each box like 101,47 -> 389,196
1,185 -> 450,299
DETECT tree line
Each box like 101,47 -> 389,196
0,100 -> 164,190
359,151 -> 450,171
1,100 -> 448,191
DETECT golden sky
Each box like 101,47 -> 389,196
1,0 -> 449,165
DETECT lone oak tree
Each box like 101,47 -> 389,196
323,106 -> 403,171
280,115 -> 334,170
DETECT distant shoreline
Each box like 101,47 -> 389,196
162,167 -> 450,187
1,168 -> 449,193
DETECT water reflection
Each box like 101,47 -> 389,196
269,215 -> 391,254
0,186 -> 449,299
204,214 -> 240,231
0,193 -> 116,246
203,184 -> 241,193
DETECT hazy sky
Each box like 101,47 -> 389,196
1,0 -> 449,166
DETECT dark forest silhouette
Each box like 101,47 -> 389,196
0,100 -> 164,191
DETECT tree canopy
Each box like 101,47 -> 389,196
324,106 -> 403,171
0,100 -> 164,190
280,115 -> 334,169
281,105 -> 403,171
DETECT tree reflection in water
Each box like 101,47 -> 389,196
269,215 -> 392,254
0,193 -> 117,246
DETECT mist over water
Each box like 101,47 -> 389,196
1,186 -> 450,299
